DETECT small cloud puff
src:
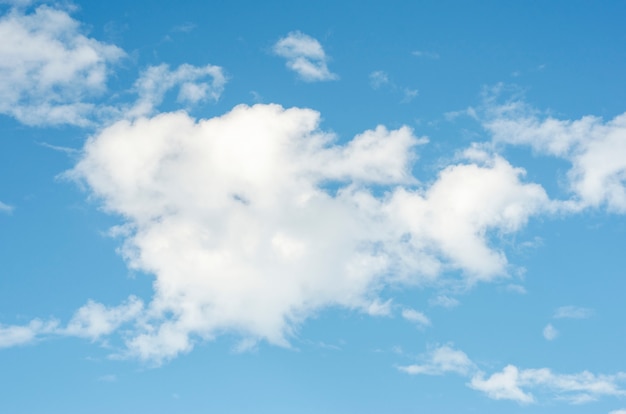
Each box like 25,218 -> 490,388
273,31 -> 338,82
543,323 -> 558,341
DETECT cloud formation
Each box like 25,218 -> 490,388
400,345 -> 626,405
273,31 -> 337,82
129,63 -> 226,118
0,4 -> 124,126
485,101 -> 626,212
62,103 -> 550,362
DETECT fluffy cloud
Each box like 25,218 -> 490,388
401,345 -> 626,405
129,63 -> 226,118
471,366 -> 626,404
65,103 -> 549,362
63,296 -> 144,340
398,345 -> 474,376
273,31 -> 337,82
0,4 -> 124,126
0,319 -> 58,348
485,102 -> 626,212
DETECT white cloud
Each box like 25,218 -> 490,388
485,102 -> 626,212
66,103 -> 551,362
554,306 -> 593,319
400,345 -> 626,405
63,296 -> 143,340
273,31 -> 337,82
0,319 -> 58,348
470,365 -> 535,404
429,295 -> 460,308
401,308 -> 430,327
0,4 -> 124,126
472,366 -> 626,404
369,70 -> 389,89
129,63 -> 226,118
398,345 -> 474,376
0,200 -> 14,214
542,323 -> 558,341
609,410 -> 626,414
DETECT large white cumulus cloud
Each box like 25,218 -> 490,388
70,103 -> 547,362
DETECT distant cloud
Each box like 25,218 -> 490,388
609,410 -> 626,414
398,345 -> 474,376
429,295 -> 460,308
273,31 -> 338,82
0,201 -> 14,214
401,308 -> 430,327
554,306 -> 594,319
0,319 -> 58,348
543,323 -> 558,341
401,88 -> 418,103
369,70 -> 389,89
412,50 -> 440,59
0,4 -> 125,126
97,374 -> 117,382
401,345 -> 626,405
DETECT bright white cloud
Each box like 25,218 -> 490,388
472,366 -> 626,404
0,4 -> 124,126
543,323 -> 558,341
401,308 -> 430,327
401,345 -> 626,405
609,410 -> 626,414
129,63 -> 226,118
66,103 -> 551,362
0,319 -> 58,348
398,345 -> 475,376
273,31 -> 337,82
470,365 -> 535,404
485,102 -> 626,212
554,306 -> 593,319
0,200 -> 14,214
63,296 -> 143,340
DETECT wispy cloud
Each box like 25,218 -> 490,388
0,201 -> 14,214
400,345 -> 626,405
543,323 -> 558,341
554,306 -> 594,319
401,308 -> 431,327
369,70 -> 389,89
273,31 -> 337,82
411,50 -> 440,59
429,295 -> 460,308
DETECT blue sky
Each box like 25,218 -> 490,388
1,0 -> 625,413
